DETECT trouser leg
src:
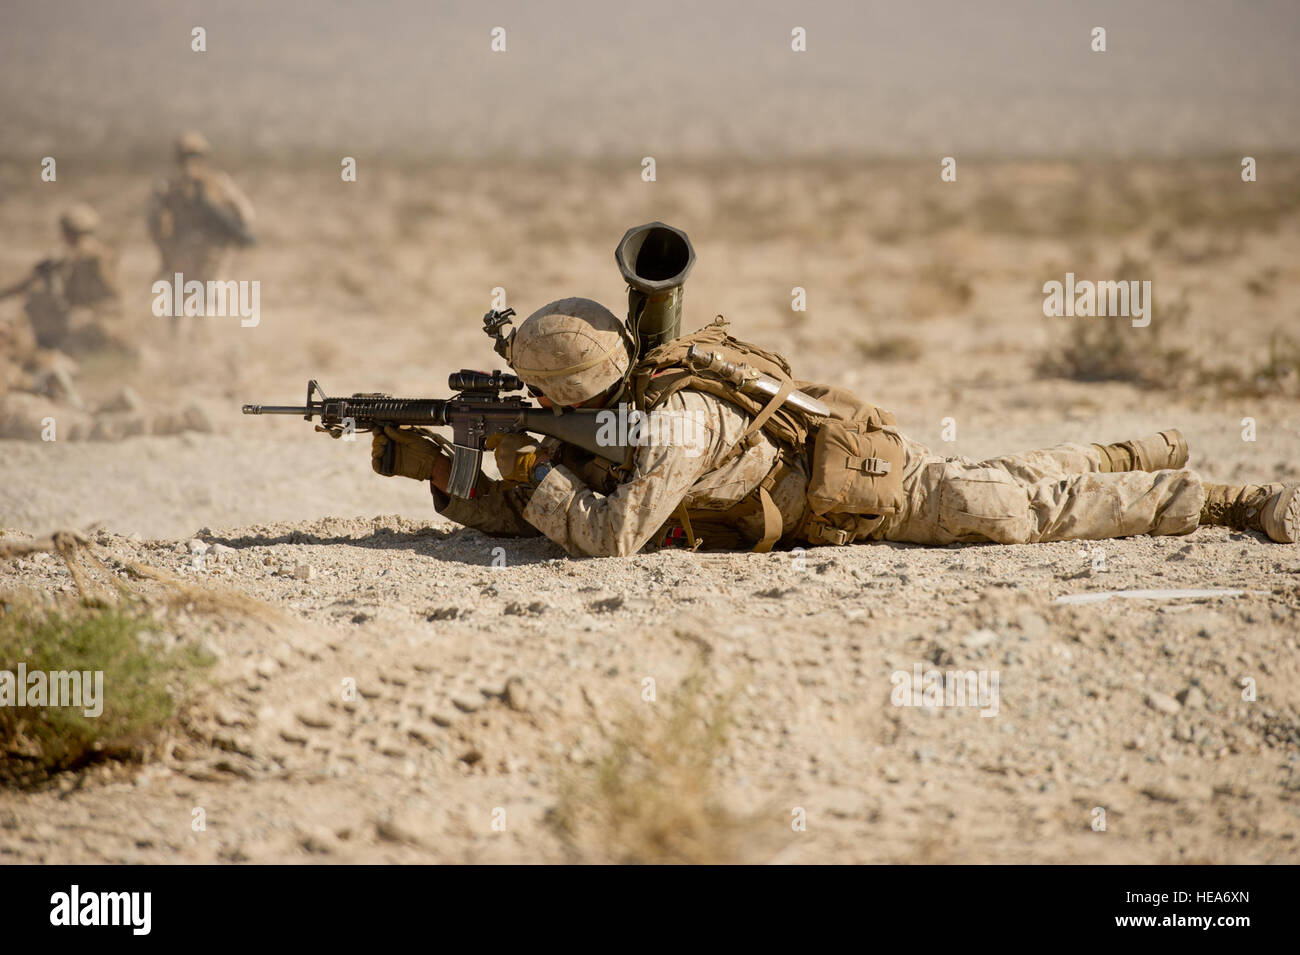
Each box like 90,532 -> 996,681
879,448 -> 1204,545
974,442 -> 1106,482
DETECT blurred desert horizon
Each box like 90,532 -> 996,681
2,0 -> 1299,163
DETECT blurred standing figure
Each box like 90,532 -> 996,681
147,131 -> 256,334
0,204 -> 121,355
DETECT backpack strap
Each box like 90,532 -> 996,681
753,484 -> 783,553
671,500 -> 702,551
719,376 -> 794,468
675,452 -> 792,553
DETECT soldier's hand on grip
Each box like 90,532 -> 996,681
371,425 -> 443,481
488,432 -> 542,483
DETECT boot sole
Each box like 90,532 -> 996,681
1263,485 -> 1300,544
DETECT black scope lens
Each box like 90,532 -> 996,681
448,369 -> 523,392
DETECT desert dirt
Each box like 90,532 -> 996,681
2,157 -> 1300,863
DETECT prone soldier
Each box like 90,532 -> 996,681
367,296 -> 1299,556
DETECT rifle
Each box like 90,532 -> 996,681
0,259 -> 57,301
204,202 -> 257,247
242,372 -> 621,498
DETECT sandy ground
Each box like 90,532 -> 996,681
2,158 -> 1299,863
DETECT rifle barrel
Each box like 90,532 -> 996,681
241,405 -> 309,415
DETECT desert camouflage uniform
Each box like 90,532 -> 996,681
831,435 -> 1203,546
7,236 -> 121,354
431,389 -> 1204,556
148,168 -> 255,284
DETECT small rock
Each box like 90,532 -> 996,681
182,403 -> 214,433
1141,784 -> 1181,803
451,694 -> 481,714
100,386 -> 144,414
1145,692 -> 1182,715
1175,685 -> 1206,709
1016,610 -> 1050,641
213,759 -> 256,780
214,707 -> 250,728
296,709 -> 334,730
298,826 -> 335,854
962,628 -> 998,649
187,539 -> 209,556
504,677 -> 531,712
408,725 -> 440,747
375,817 -> 420,845
210,543 -> 236,556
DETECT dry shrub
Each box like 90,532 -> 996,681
857,334 -> 923,363
123,560 -> 285,626
0,596 -> 213,788
548,668 -> 776,864
1036,257 -> 1196,389
905,262 -> 974,319
1198,332 -> 1300,399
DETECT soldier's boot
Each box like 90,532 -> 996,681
1093,429 -> 1188,473
1199,483 -> 1300,543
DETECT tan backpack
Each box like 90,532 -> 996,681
630,318 -> 905,549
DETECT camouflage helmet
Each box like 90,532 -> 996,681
175,130 -> 211,160
509,298 -> 631,406
59,203 -> 100,236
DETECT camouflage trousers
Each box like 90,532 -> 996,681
868,438 -> 1205,545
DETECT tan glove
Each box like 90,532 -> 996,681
371,425 -> 443,481
487,432 -> 542,483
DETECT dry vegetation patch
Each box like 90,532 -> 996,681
0,597 -> 213,788
549,668 -> 779,864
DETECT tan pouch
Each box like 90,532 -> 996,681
806,421 -> 906,517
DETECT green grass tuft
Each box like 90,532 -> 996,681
0,599 -> 212,787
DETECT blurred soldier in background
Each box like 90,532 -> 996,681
0,205 -> 99,436
0,202 -> 212,440
0,204 -> 121,357
147,131 -> 256,334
